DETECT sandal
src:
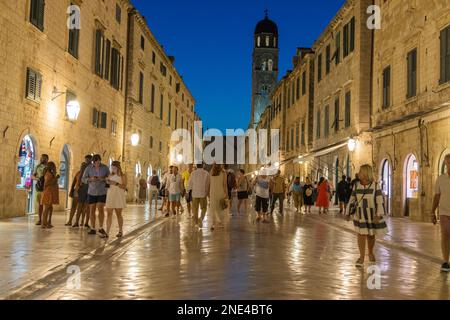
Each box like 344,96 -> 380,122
65,222 -> 72,226
72,224 -> 79,228
116,232 -> 123,238
36,221 -> 42,226
355,258 -> 364,268
369,255 -> 376,263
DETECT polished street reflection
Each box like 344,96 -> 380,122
26,204 -> 450,300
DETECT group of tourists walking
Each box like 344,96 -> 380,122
33,154 -> 127,239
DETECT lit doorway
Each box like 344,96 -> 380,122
17,135 -> 36,213
439,150 -> 449,175
404,154 -> 419,217
59,144 -> 71,208
380,159 -> 392,216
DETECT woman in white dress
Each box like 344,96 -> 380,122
209,163 -> 228,231
104,161 -> 127,238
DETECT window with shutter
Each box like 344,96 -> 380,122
407,49 -> 417,98
104,40 -> 111,80
291,128 -> 295,150
318,54 -> 322,82
324,105 -> 330,137
326,45 -> 331,74
334,98 -> 340,132
343,24 -> 349,57
150,84 -> 155,113
440,26 -> 450,84
95,30 -> 103,76
296,126 -> 299,148
335,31 -> 341,65
345,91 -> 351,127
139,72 -> 144,104
350,17 -> 355,52
168,103 -> 172,127
116,4 -> 121,24
93,108 -> 99,127
382,66 -> 391,108
160,94 -> 164,120
101,112 -> 107,129
302,72 -> 306,95
316,111 -> 321,139
301,122 -> 305,146
30,0 -> 45,31
25,68 -> 42,102
296,77 -> 300,100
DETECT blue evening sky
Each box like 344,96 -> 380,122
132,0 -> 346,132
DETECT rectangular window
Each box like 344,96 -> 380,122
139,72 -> 144,104
286,131 -> 290,152
30,0 -> 45,31
92,108 -> 100,128
176,83 -> 181,93
175,109 -> 178,129
100,112 -> 107,129
160,94 -> 164,120
324,105 -> 330,137
25,68 -> 42,102
291,128 -> 295,150
302,72 -> 306,95
150,84 -> 155,113
68,5 -> 79,58
382,66 -> 391,108
343,23 -> 349,57
301,122 -> 305,146
104,39 -> 111,80
345,91 -> 351,127
296,77 -> 300,100
318,54 -> 322,82
140,36 -> 145,50
350,17 -> 355,53
94,29 -> 104,76
334,98 -> 340,132
159,141 -> 162,152
316,111 -> 321,139
152,51 -> 156,64
111,118 -> 117,136
168,103 -> 171,126
296,125 -> 299,148
160,63 -> 167,76
407,48 -> 417,98
441,26 -> 450,84
110,47 -> 121,90
335,31 -> 341,65
150,136 -> 154,149
326,45 -> 331,74
116,4 -> 121,24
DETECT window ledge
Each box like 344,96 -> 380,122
434,81 -> 450,93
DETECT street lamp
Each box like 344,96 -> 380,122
274,162 -> 280,168
66,99 -> 80,121
131,133 -> 140,146
348,138 -> 357,152
176,154 -> 183,164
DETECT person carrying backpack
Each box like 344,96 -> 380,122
148,170 -> 160,214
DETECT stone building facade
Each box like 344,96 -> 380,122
371,0 -> 450,221
0,0 -> 196,218
253,0 -> 450,221
124,10 -> 195,202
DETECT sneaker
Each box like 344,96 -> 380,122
72,224 -> 79,228
441,262 -> 450,272
88,229 -> 97,235
84,224 -> 90,229
35,221 -> 42,226
98,229 -> 107,237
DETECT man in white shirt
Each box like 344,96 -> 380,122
432,153 -> 450,272
188,163 -> 210,229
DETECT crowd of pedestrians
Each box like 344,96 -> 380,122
29,153 -> 450,272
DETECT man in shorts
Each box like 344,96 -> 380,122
182,164 -> 194,216
32,154 -> 49,225
167,166 -> 183,217
432,153 -> 450,272
161,166 -> 174,215
82,154 -> 110,237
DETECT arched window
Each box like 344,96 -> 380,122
257,37 -> 261,47
261,61 -> 267,71
268,59 -> 273,71
265,36 -> 270,47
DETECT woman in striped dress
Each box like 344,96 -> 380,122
348,164 -> 387,267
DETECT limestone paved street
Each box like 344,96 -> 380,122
1,199 -> 449,300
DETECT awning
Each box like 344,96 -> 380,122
293,142 -> 348,163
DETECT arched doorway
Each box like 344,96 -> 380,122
404,154 -> 419,217
439,150 -> 450,175
59,145 -> 71,208
16,135 -> 36,213
380,159 -> 392,216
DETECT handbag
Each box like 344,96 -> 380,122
348,182 -> 372,216
220,198 -> 229,210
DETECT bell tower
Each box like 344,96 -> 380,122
250,11 -> 279,128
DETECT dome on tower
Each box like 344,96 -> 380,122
254,12 -> 278,35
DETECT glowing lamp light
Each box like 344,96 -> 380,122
348,138 -> 357,152
274,162 -> 280,168
176,154 -> 183,163
66,100 -> 80,121
131,133 -> 140,146
413,160 -> 419,171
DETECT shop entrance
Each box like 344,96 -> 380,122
17,135 -> 36,214
380,159 -> 392,216
439,150 -> 449,175
59,145 -> 71,208
404,154 -> 419,217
